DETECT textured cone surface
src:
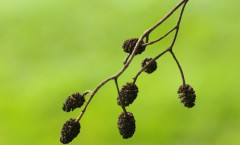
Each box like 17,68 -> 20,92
118,112 -> 136,139
141,58 -> 157,74
117,82 -> 138,107
177,84 -> 196,108
62,93 -> 85,112
122,38 -> 145,55
60,118 -> 80,144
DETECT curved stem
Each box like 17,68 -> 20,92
76,77 -> 114,122
170,1 -> 188,50
83,90 -> 93,96
114,79 -> 127,114
123,53 -> 131,65
144,0 -> 186,35
170,50 -> 186,85
143,27 -> 176,46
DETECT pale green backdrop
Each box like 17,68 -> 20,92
0,0 -> 240,145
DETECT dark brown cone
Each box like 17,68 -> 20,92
117,112 -> 136,139
117,82 -> 138,107
141,58 -> 157,74
122,38 -> 145,55
60,118 -> 80,144
177,84 -> 196,108
62,93 -> 85,112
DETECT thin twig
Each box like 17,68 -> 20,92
83,90 -> 93,96
145,35 -> 149,43
143,0 -> 186,36
123,53 -> 131,65
169,1 -> 188,50
170,50 -> 186,86
76,77 -> 114,122
143,27 -> 176,46
168,1 -> 188,86
114,79 -> 127,114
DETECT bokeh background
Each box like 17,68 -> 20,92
0,0 -> 240,145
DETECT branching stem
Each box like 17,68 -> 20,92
133,0 -> 188,84
76,0 -> 189,122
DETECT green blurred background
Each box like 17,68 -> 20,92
0,0 -> 239,145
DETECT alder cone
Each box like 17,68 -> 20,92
178,84 -> 196,108
62,93 -> 85,112
141,58 -> 157,74
117,82 -> 138,107
60,118 -> 80,144
117,112 -> 136,139
122,38 -> 146,55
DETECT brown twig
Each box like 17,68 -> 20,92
76,77 -> 113,122
114,79 -> 128,115
142,27 -> 176,46
123,53 -> 131,65
143,0 -> 187,36
83,90 -> 93,96
170,50 -> 186,86
76,0 -> 188,122
169,1 -> 188,50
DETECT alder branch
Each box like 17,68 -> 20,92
59,1 -> 197,143
75,0 -> 189,122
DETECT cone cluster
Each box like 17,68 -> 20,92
59,28 -> 197,143
122,38 -> 146,55
141,58 -> 157,74
60,119 -> 80,144
117,82 -> 138,107
62,93 -> 85,112
118,112 -> 136,139
178,84 -> 196,108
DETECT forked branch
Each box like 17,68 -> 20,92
60,0 -> 196,144
77,0 -> 188,121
